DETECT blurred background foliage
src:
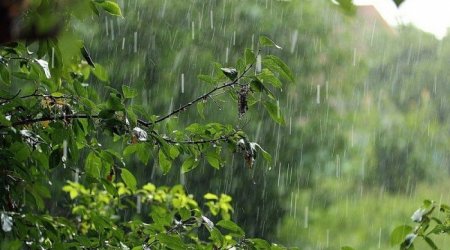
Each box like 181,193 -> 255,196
2,0 -> 450,249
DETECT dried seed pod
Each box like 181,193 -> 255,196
238,84 -> 249,118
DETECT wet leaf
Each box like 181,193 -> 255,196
204,193 -> 218,200
181,156 -> 198,173
263,55 -> 294,82
156,234 -> 185,250
390,225 -> 413,245
85,152 -> 102,178
245,48 -> 256,65
263,100 -> 285,125
206,150 -> 220,169
259,35 -> 282,49
159,149 -> 172,174
220,67 -> 238,81
98,1 -> 123,17
0,64 -> 10,85
121,168 -> 137,191
217,220 -> 244,236
122,85 -> 138,99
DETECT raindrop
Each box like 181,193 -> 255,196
62,140 -> 68,163
110,19 -> 114,40
136,195 -> 141,214
353,48 -> 357,66
316,85 -> 321,104
225,47 -> 229,63
134,32 -> 138,53
325,81 -> 329,100
251,34 -> 255,51
74,168 -> 79,183
191,21 -> 195,40
210,10 -> 214,29
351,125 -> 354,147
256,54 -> 262,73
378,228 -> 382,248
181,73 -> 185,93
105,17 -> 109,36
233,31 -> 236,46
370,20 -> 376,46
289,116 -> 292,135
277,100 -> 280,117
122,37 -> 125,50
51,47 -> 55,68
434,75 -> 437,94
304,206 -> 309,228
290,30 -> 298,54
326,229 -> 330,248
336,154 -> 341,178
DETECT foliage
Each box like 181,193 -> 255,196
392,199 -> 450,249
1,180 -> 286,249
0,0 -> 292,248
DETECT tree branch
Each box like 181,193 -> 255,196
10,114 -> 98,127
3,64 -> 253,134
157,131 -> 238,145
142,64 -> 254,126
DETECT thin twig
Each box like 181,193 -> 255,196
0,90 -> 21,105
146,64 -> 254,125
161,131 -> 238,145
3,64 -> 253,132
9,114 -> 98,127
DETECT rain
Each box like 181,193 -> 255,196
2,0 -> 450,249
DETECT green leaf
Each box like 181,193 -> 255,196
258,68 -> 282,88
11,142 -> 30,163
121,168 -> 137,191
259,35 -> 282,49
263,55 -> 294,83
92,64 -> 108,82
197,102 -> 205,119
263,100 -> 285,125
204,193 -> 218,200
181,156 -> 199,173
156,234 -> 186,250
390,225 -> 413,245
424,236 -> 438,249
245,48 -> 256,65
258,146 -> 272,163
159,149 -> 172,174
206,150 -> 220,169
249,238 -> 271,249
220,67 -> 238,81
122,85 -> 137,98
136,143 -> 151,164
0,64 -> 11,85
169,146 -> 180,159
98,1 -> 123,17
250,78 -> 275,100
198,74 -> 216,85
101,179 -> 117,196
0,113 -> 11,126
217,220 -> 245,236
85,152 -> 102,178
